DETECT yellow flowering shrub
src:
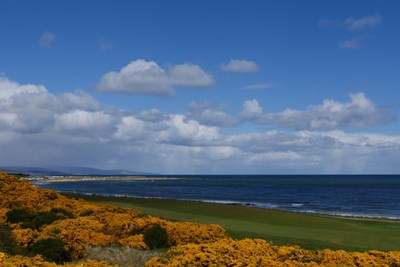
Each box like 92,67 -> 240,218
0,254 -> 58,267
0,171 -> 115,218
0,252 -> 6,262
12,228 -> 38,247
40,216 -> 116,259
165,221 -> 229,245
65,259 -> 118,267
0,252 -> 117,267
130,215 -> 167,230
118,234 -> 147,249
91,210 -> 141,237
146,238 -> 400,267
0,208 -> 8,225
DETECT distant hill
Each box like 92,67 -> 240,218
0,165 -> 152,176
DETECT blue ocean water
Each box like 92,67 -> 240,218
34,175 -> 400,219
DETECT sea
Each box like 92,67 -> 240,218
34,175 -> 400,219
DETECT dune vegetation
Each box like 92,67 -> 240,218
1,172 -> 400,266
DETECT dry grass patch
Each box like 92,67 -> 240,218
77,246 -> 165,267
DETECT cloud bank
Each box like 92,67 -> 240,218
258,93 -> 392,130
0,77 -> 398,174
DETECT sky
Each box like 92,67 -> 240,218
1,0 -> 400,174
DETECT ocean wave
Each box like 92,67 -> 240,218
32,182 -> 50,186
291,203 -> 304,207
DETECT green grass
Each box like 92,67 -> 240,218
68,194 -> 400,252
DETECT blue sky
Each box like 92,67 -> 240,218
1,0 -> 400,174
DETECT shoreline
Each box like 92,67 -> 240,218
30,175 -> 181,182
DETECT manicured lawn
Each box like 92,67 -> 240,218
70,194 -> 400,252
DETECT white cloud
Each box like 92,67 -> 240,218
169,64 -> 214,87
345,15 -> 382,30
137,108 -> 169,122
249,151 -> 302,162
258,93 -> 393,130
186,101 -> 237,127
38,32 -> 56,47
114,116 -> 147,141
156,114 -> 220,145
220,59 -> 258,73
319,15 -> 381,49
55,110 -> 116,135
319,15 -> 382,31
0,77 -> 101,134
96,59 -> 213,96
239,99 -> 262,120
96,60 -> 172,95
0,77 -> 47,99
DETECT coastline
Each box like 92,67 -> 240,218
30,175 -> 181,182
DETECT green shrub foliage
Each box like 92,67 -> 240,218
30,238 -> 71,263
143,224 -> 169,249
0,226 -> 27,255
6,208 -> 74,229
6,208 -> 36,228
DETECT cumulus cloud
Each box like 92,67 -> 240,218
239,99 -> 262,120
156,114 -> 220,145
38,32 -> 56,47
220,59 -> 258,73
0,77 -> 99,134
1,76 -> 400,174
258,93 -> 393,130
96,59 -> 213,96
96,60 -> 172,95
169,64 -> 214,87
186,101 -> 237,127
55,110 -> 116,136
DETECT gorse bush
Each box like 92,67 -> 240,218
130,227 -> 143,235
30,238 -> 71,264
6,208 -> 74,229
79,210 -> 94,216
50,208 -> 75,219
0,226 -> 26,255
5,208 -> 35,228
143,224 -> 169,249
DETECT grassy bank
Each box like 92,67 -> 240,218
69,194 -> 400,252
